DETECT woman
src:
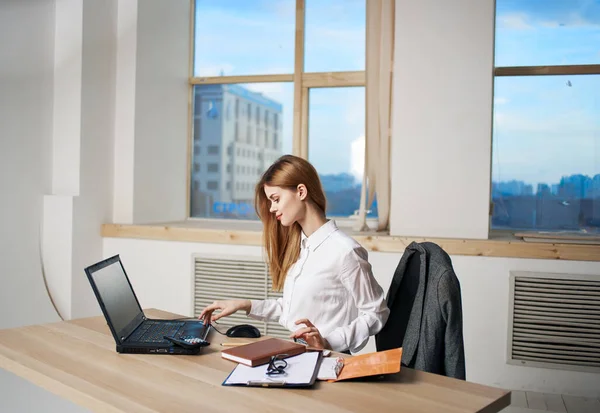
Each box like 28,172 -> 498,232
199,155 -> 389,353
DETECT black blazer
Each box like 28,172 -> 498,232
376,242 -> 466,380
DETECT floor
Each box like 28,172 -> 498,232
500,391 -> 600,413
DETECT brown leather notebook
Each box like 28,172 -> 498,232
331,347 -> 402,382
221,338 -> 306,367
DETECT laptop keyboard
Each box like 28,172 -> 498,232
129,321 -> 185,343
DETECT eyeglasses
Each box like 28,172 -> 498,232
265,354 -> 289,375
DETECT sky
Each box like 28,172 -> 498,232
493,0 -> 600,187
194,0 -> 599,188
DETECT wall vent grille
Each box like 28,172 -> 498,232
508,271 -> 600,373
193,255 -> 288,339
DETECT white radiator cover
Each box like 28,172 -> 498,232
193,255 -> 289,339
508,271 -> 600,373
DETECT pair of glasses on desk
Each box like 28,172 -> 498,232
265,354 -> 289,375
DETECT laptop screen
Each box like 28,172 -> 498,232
87,257 -> 144,341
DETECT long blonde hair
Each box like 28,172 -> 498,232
255,155 -> 326,291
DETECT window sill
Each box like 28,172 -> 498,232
101,221 -> 600,262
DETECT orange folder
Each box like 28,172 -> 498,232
331,347 -> 402,382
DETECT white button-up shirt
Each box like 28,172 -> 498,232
249,220 -> 390,353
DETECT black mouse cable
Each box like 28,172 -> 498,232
170,317 -> 228,335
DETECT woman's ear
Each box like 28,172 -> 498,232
297,184 -> 308,201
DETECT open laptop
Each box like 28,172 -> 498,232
84,254 -> 211,355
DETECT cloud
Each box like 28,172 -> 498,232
497,8 -> 600,31
350,135 -> 365,180
492,107 -> 600,184
267,0 -> 295,19
245,82 -> 288,103
494,109 -> 599,135
194,5 -> 295,76
494,97 -> 510,105
497,13 -> 533,30
344,98 -> 365,127
195,63 -> 236,77
308,27 -> 364,44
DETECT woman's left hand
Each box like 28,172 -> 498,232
290,319 -> 330,350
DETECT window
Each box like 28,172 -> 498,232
491,0 -> 600,233
207,163 -> 219,173
190,0 -> 367,220
207,181 -> 218,190
308,87 -> 373,218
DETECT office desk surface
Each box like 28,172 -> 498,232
0,309 -> 510,413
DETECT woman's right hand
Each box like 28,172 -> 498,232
198,299 -> 251,325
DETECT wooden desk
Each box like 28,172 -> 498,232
0,309 -> 510,413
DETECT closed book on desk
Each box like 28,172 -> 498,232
221,338 -> 306,367
331,347 -> 402,382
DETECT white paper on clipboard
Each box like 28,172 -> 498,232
223,351 -> 320,386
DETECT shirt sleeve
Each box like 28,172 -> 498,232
247,298 -> 283,323
323,247 -> 390,353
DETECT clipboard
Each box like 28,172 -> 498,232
222,351 -> 323,388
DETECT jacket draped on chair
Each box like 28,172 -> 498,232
376,242 -> 466,380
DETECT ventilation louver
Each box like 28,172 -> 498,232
193,255 -> 289,339
508,271 -> 600,373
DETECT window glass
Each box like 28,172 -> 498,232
304,0 -> 366,72
495,0 -> 600,67
194,0 -> 296,76
308,87 -> 376,218
491,75 -> 599,231
190,83 -> 293,219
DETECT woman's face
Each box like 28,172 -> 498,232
264,184 -> 305,226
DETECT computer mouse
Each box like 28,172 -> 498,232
225,324 -> 261,338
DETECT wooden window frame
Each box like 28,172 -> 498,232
186,0 -> 367,219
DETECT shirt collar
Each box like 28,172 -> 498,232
301,220 -> 338,251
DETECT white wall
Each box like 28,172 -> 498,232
111,0 -> 190,225
0,0 -> 60,329
132,0 -> 189,223
113,0 -> 137,224
0,0 -> 116,328
1,1 -> 115,410
43,0 -> 117,321
71,0 -> 117,318
458,256 -> 600,397
390,0 -> 495,239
